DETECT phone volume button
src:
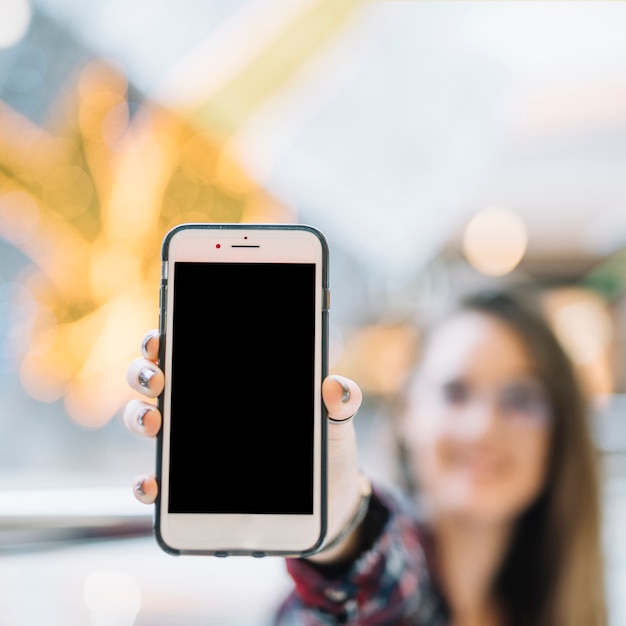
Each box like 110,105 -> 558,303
323,289 -> 330,311
159,285 -> 168,332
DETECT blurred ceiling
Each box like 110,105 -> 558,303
16,0 -> 626,281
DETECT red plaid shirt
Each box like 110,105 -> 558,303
275,482 -> 449,625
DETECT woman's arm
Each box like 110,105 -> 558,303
277,484 -> 447,626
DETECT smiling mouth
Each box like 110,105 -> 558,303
453,455 -> 508,480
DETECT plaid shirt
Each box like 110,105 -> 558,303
275,482 -> 449,625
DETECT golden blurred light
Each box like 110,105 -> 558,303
101,102 -> 130,147
0,103 -> 44,172
102,102 -> 153,151
66,293 -> 156,427
334,323 -> 419,396
44,166 -> 94,219
84,571 -> 141,626
12,218 -> 92,300
20,351 -> 68,403
544,287 -> 615,396
179,132 -> 218,183
0,0 -> 31,49
163,173 -> 201,216
19,299 -> 75,404
215,144 -> 259,195
0,191 -> 39,244
14,286 -> 56,355
104,137 -> 177,243
88,243 -> 142,301
79,60 -> 127,104
241,191 -> 291,223
462,206 -> 528,277
0,46 -> 303,426
44,138 -> 81,168
552,297 -> 613,366
78,61 -> 128,143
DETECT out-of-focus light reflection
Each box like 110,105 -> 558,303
44,166 -> 94,219
0,191 -> 40,244
78,60 -> 128,143
215,144 -> 259,195
335,323 -> 418,396
241,190 -> 296,223
84,571 -> 141,626
554,299 -> 612,366
462,206 -> 528,277
102,102 -> 153,151
544,287 -> 614,396
88,243 -> 142,301
65,293 -> 155,427
0,0 -> 31,49
0,59 -> 291,427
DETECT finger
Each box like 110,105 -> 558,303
123,399 -> 161,438
134,474 -> 158,504
322,375 -> 363,425
126,358 -> 164,399
141,329 -> 160,362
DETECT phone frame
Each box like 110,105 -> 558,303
155,223 -> 329,557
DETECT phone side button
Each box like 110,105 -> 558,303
323,289 -> 330,311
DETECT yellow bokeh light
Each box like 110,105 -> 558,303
333,323 -> 419,396
462,206 -> 528,277
553,298 -> 613,366
79,60 -> 128,104
102,102 -> 153,152
215,144 -> 259,195
78,61 -> 128,144
88,243 -> 143,302
0,191 -> 40,244
179,132 -> 218,184
65,293 -> 157,427
44,165 -> 94,219
1,22 -> 341,426
241,190 -> 295,224
543,287 -> 615,396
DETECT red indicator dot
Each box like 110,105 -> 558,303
216,244 -> 221,249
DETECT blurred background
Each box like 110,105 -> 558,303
1,0 -> 626,624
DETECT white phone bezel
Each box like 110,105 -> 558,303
156,224 -> 328,556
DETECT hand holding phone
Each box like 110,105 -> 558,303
126,336 -> 365,562
125,224 -> 361,560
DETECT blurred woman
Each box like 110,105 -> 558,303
125,289 -> 607,626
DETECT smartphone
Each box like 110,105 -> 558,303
155,223 -> 329,556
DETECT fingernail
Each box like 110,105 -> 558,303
135,480 -> 146,496
141,331 -> 157,358
137,406 -> 151,429
331,376 -> 350,403
138,368 -> 156,389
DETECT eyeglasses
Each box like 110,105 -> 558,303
437,377 -> 552,428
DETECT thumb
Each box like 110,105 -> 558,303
322,375 -> 362,430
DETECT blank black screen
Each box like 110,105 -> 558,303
167,262 -> 316,514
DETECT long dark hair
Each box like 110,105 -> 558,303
396,289 -> 607,626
